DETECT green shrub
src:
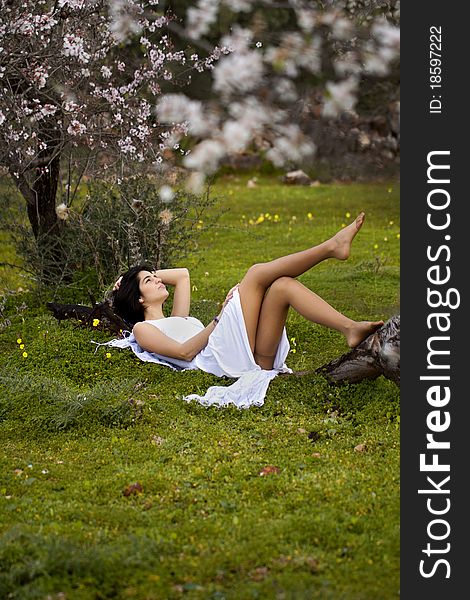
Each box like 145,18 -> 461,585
7,175 -> 225,298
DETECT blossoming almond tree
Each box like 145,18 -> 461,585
155,0 -> 399,178
0,0 -> 226,276
0,0 -> 399,279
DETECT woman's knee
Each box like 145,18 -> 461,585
241,263 -> 267,286
269,276 -> 296,294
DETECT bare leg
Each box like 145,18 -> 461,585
252,276 -> 384,370
238,213 -> 366,354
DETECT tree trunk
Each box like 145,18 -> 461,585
10,139 -> 68,284
316,315 -> 400,386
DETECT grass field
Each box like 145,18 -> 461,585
0,174 -> 400,599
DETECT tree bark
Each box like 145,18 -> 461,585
47,300 -> 130,335
316,315 -> 400,386
8,133 -> 67,283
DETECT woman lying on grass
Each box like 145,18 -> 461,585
107,212 -> 383,408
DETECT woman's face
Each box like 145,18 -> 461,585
137,270 -> 169,306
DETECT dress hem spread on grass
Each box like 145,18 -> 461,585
93,288 -> 292,409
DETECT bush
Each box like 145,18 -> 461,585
9,175 -> 224,297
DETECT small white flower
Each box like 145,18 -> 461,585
56,203 -> 70,220
159,185 -> 174,203
67,120 -> 86,136
101,66 -> 112,79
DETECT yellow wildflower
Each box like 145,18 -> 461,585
22,352 -> 28,358
374,244 -> 379,249
106,353 -> 111,359
341,223 -> 346,228
396,233 -> 400,239
16,338 -> 22,345
93,318 -> 100,327
383,237 -> 388,242
20,344 -> 24,350
345,212 -> 351,218
307,212 -> 313,220
389,220 -> 394,225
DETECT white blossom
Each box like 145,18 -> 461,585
224,0 -> 253,12
331,17 -> 353,40
221,120 -> 251,153
101,65 -> 112,78
183,139 -> 225,174
213,51 -> 264,95
118,136 -> 137,155
265,124 -> 315,167
372,20 -> 400,49
67,120 -> 86,135
186,0 -> 219,40
220,26 -> 253,53
58,0 -> 87,8
156,94 -> 213,137
62,34 -> 90,63
296,9 -> 316,32
159,185 -> 174,203
322,77 -> 358,118
63,100 -> 80,112
275,78 -> 298,103
31,66 -> 48,89
108,0 -> 143,43
56,203 -> 70,220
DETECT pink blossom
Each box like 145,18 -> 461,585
67,120 -> 86,136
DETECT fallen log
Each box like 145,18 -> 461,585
47,299 -> 130,335
316,314 -> 400,387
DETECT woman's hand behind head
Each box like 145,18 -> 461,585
113,276 -> 123,291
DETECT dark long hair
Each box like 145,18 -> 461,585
112,264 -> 153,326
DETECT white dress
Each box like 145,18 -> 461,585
95,288 -> 292,408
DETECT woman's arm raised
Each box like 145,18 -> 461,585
153,268 -> 190,317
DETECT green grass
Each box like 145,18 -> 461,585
0,175 -> 400,599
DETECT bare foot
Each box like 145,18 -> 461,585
331,212 -> 365,260
345,320 -> 384,348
